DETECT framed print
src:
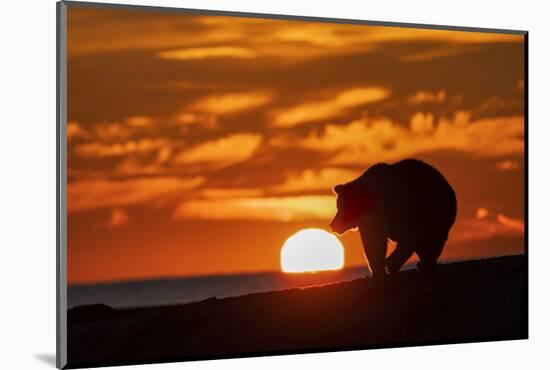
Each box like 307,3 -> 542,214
56,1 -> 527,368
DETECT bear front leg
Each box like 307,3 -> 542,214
359,226 -> 387,280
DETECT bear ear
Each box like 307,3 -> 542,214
333,184 -> 344,195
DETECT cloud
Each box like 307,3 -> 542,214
272,24 -> 357,47
173,195 -> 335,222
272,87 -> 390,127
271,168 -> 360,193
76,147 -> 174,178
496,160 -> 520,171
476,207 -> 489,220
157,46 -> 256,60
270,24 -> 521,63
363,26 -> 522,44
410,112 -> 435,134
125,116 -> 153,128
199,188 -> 265,199
69,7 -> 523,60
497,214 -> 525,232
173,133 -> 262,169
155,147 -> 172,164
477,96 -> 520,116
451,213 -> 524,242
408,90 -> 446,104
67,121 -> 90,141
69,118 -> 157,148
189,92 -> 272,115
68,176 -> 204,211
400,47 -> 468,62
107,208 -> 129,228
293,113 -> 523,165
98,147 -> 172,177
75,138 -> 173,158
174,112 -> 218,129
517,79 -> 525,90
94,123 -> 134,141
456,208 -> 524,241
113,157 -> 164,177
68,10 -> 244,56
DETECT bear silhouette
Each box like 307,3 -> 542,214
330,159 -> 457,279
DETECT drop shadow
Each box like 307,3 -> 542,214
34,353 -> 56,367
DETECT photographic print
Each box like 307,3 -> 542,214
58,1 -> 527,368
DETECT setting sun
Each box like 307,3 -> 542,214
281,228 -> 345,273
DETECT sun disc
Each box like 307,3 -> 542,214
281,228 -> 344,273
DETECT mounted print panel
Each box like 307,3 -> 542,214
57,1 -> 527,368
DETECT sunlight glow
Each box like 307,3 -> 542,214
281,228 -> 344,273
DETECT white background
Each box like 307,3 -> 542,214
1,0 -> 548,369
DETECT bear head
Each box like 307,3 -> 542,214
329,163 -> 388,235
329,183 -> 374,235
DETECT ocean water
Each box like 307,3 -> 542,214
68,266 -> 372,309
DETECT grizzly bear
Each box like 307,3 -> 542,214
330,159 -> 456,279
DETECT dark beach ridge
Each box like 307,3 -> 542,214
67,255 -> 527,368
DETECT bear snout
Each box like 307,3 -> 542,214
329,218 -> 346,235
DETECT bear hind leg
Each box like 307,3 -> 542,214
416,237 -> 446,273
385,243 -> 414,275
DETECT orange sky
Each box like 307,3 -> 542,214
66,5 -> 525,284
